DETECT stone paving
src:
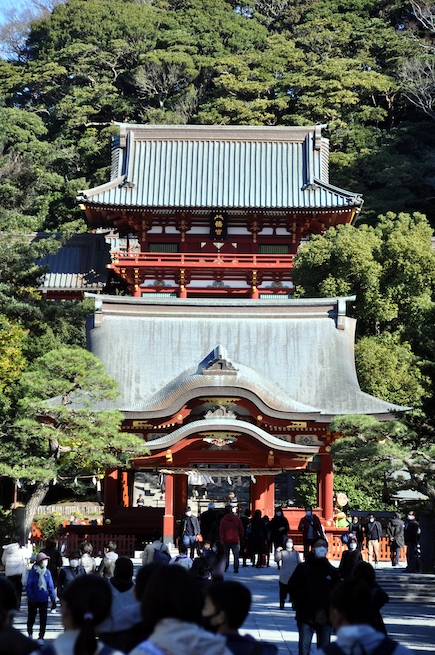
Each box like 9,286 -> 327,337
11,560 -> 435,654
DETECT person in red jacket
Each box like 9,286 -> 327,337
298,506 -> 325,560
219,506 -> 244,573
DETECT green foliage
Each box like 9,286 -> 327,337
330,414 -> 435,511
0,315 -> 27,392
355,333 -> 430,408
333,471 -> 393,512
0,0 -> 433,229
293,472 -> 317,508
293,212 -> 435,337
33,513 -> 63,539
0,346 -> 148,529
0,507 -> 18,545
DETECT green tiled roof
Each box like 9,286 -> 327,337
78,124 -> 362,210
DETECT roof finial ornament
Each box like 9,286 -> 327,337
202,346 -> 238,376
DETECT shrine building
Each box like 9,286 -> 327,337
76,124 -> 406,545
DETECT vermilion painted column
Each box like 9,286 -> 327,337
250,475 -> 275,517
104,468 -> 118,519
320,450 -> 334,523
174,474 -> 188,520
163,474 -> 174,546
317,470 -> 323,511
121,471 -> 129,507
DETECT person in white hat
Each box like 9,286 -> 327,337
26,552 -> 56,646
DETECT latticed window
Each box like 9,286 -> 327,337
258,245 -> 290,254
148,243 -> 179,252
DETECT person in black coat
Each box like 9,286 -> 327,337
338,536 -> 362,580
288,538 -> 340,655
250,510 -> 268,568
352,560 -> 389,634
43,537 -> 63,595
349,516 -> 365,552
200,503 -> 217,542
386,512 -> 405,567
208,540 -> 227,583
57,552 -> 86,601
269,508 -> 290,564
404,511 -> 420,572
179,506 -> 201,558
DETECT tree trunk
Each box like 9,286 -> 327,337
24,481 -> 50,540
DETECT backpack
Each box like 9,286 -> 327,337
153,544 -> 170,563
323,637 -> 397,655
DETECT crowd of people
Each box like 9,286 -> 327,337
0,504 -> 420,655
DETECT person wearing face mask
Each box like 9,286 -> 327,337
298,506 -> 325,560
364,514 -> 383,566
386,513 -> 405,567
338,536 -> 362,581
274,538 -> 301,609
26,552 -> 56,646
403,510 -> 420,573
349,516 -> 365,552
269,508 -> 290,566
288,538 -> 340,655
202,581 -> 278,655
179,506 -> 201,559
57,552 -> 86,601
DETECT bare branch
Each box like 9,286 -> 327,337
399,57 -> 435,120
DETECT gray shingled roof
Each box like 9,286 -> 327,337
36,234 -> 111,293
85,296 -> 408,420
77,124 -> 362,211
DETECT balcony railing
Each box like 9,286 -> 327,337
110,251 -> 294,269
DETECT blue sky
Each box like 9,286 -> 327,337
0,1 -> 34,24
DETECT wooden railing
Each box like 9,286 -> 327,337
110,251 -> 294,270
291,532 -> 406,562
50,527 -> 405,561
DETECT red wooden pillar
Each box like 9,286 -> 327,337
317,470 -> 323,511
320,450 -> 334,522
104,468 -> 118,519
121,471 -> 129,507
174,475 -> 188,520
160,474 -> 189,545
250,475 -> 275,517
163,474 -> 174,545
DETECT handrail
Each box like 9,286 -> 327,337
110,251 -> 294,268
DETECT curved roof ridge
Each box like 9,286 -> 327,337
146,417 -> 320,453
121,353 -> 320,414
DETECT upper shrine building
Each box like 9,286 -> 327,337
78,123 -> 363,298
75,124 -> 405,545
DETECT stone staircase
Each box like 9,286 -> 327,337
376,568 -> 435,604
